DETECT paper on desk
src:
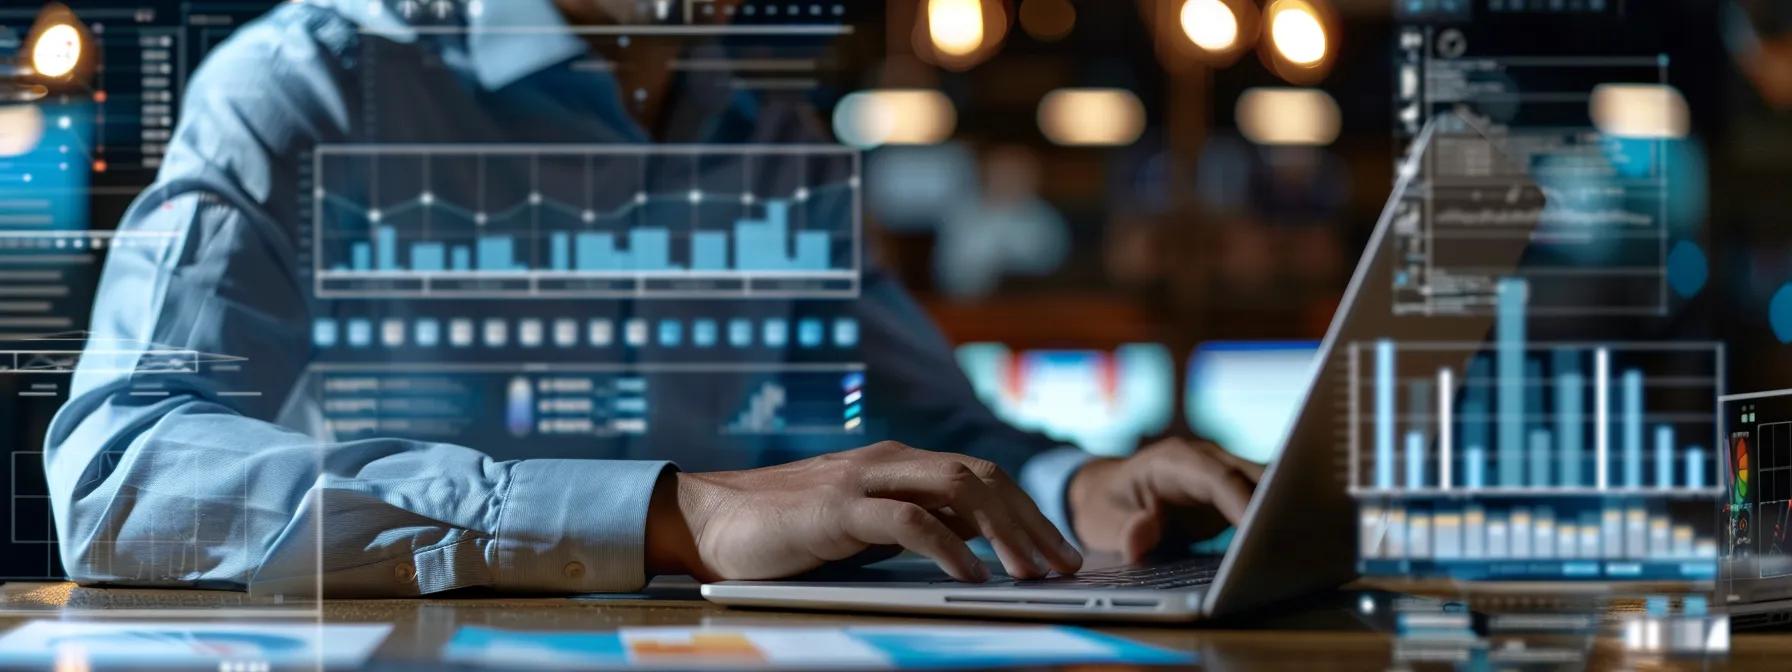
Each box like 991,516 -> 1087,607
443,624 -> 1192,669
0,620 -> 391,668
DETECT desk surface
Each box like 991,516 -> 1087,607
0,581 -> 1786,670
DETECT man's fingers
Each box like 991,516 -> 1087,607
930,455 -> 1082,574
845,499 -> 988,582
933,508 -> 981,540
1146,449 -> 1257,525
1121,506 -> 1161,562
1202,468 -> 1255,524
962,465 -> 1083,575
861,460 -> 1049,579
1204,445 -> 1267,482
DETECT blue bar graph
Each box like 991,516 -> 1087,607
1526,359 -> 1547,487
1407,378 -> 1433,490
1623,369 -> 1643,488
478,236 -> 515,271
351,242 -> 371,271
1554,349 -> 1584,487
575,233 -> 618,270
1686,446 -> 1705,488
1464,439 -> 1487,489
1496,279 -> 1526,487
1529,428 -> 1553,487
1375,339 -> 1395,489
1655,425 -> 1674,488
1462,357 -> 1491,489
794,231 -> 830,270
376,226 -> 398,271
693,232 -> 728,270
1405,431 -> 1426,489
632,228 -> 672,270
411,242 -> 445,272
331,198 -> 840,277
550,233 -> 570,271
316,147 -> 863,301
1368,346 -> 1717,495
730,200 -> 832,271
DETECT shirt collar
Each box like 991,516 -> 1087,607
465,0 -> 589,91
313,0 -> 586,91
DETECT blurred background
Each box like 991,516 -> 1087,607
829,0 -> 1792,459
2,0 -> 1791,576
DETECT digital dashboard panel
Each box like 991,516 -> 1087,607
1352,0 -> 1726,592
0,1 -> 277,580
1392,0 -> 1682,317
0,0 -> 871,580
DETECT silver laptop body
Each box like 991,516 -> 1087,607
703,118 -> 1489,622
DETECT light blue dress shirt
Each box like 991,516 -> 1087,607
45,0 -> 1092,597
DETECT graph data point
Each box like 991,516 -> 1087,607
689,190 -> 703,204
635,192 -> 648,204
368,209 -> 382,222
420,192 -> 434,206
795,187 -> 809,201
582,210 -> 596,222
475,212 -> 488,225
529,192 -> 542,205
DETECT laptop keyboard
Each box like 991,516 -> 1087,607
934,556 -> 1222,590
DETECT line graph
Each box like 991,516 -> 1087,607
309,145 -> 861,299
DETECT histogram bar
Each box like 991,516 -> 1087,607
310,144 -> 862,300
1346,340 -> 1723,497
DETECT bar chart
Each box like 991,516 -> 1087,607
308,145 -> 860,299
1350,278 -> 1723,580
723,371 -> 865,436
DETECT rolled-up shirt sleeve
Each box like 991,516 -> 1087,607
43,5 -> 671,598
493,460 -> 671,593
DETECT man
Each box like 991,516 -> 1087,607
46,0 -> 1261,596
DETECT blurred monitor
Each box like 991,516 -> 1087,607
956,343 -> 1174,457
1184,341 -> 1321,464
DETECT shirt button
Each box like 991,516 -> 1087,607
393,562 -> 416,583
564,561 -> 586,579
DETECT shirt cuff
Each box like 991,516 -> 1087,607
1019,447 -> 1096,548
491,459 -> 672,593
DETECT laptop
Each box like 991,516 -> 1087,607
703,115 -> 1518,622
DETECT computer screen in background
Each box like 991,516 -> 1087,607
954,340 -> 1320,464
955,343 -> 1174,457
1185,341 -> 1322,464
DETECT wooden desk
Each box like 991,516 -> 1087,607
1,581 -> 1786,670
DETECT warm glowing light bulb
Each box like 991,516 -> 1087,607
1180,0 -> 1238,53
31,23 -> 83,79
1269,2 -> 1327,66
929,0 -> 986,57
1037,88 -> 1146,147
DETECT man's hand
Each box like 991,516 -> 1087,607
1067,439 -> 1265,561
645,442 -> 1084,583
